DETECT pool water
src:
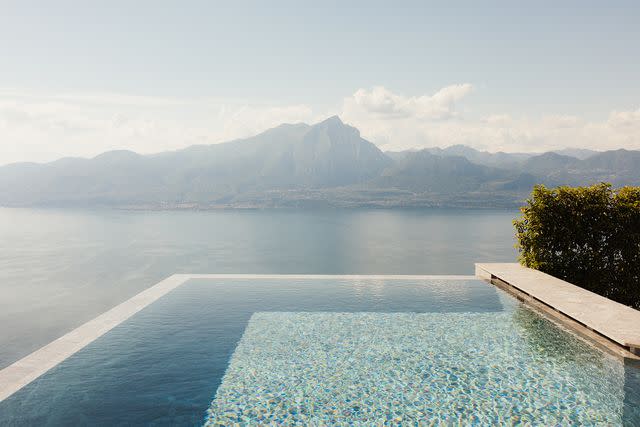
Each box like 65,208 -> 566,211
207,312 -> 624,425
1,278 -> 638,426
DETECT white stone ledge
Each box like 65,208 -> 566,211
0,274 -> 190,403
184,274 -> 477,280
475,263 -> 640,354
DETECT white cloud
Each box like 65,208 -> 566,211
343,84 -> 472,121
607,108 -> 640,128
340,86 -> 640,153
541,115 -> 582,129
1,85 -> 639,165
0,90 -> 317,164
217,104 -> 314,142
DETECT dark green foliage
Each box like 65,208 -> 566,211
514,183 -> 640,308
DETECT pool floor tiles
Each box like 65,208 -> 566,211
207,311 -> 629,426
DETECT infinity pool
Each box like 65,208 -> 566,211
1,277 -> 638,425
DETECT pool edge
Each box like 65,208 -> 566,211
0,274 -> 191,403
0,273 -> 477,403
476,263 -> 640,361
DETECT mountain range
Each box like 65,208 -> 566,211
1,116 -> 638,209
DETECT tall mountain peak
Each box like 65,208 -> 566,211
311,115 -> 360,138
320,115 -> 344,125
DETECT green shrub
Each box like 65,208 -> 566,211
514,183 -> 640,308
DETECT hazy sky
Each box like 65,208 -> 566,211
1,1 -> 639,164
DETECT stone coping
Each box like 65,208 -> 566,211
475,263 -> 640,355
0,274 -> 475,403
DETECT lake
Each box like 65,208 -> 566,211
0,207 -> 519,369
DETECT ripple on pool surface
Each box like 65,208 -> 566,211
206,311 -> 626,425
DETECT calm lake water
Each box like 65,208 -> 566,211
0,207 -> 519,369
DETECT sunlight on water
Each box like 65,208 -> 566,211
207,311 -> 625,425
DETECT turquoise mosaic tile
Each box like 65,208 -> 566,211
206,310 -> 625,426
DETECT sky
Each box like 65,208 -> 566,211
1,0 -> 639,165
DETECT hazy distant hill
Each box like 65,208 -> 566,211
390,146 -> 599,168
547,149 -> 640,187
420,145 -> 533,169
521,152 -> 578,176
552,148 -> 599,160
374,150 -> 508,193
0,117 -> 638,208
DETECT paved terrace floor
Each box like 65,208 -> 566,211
476,263 -> 640,356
